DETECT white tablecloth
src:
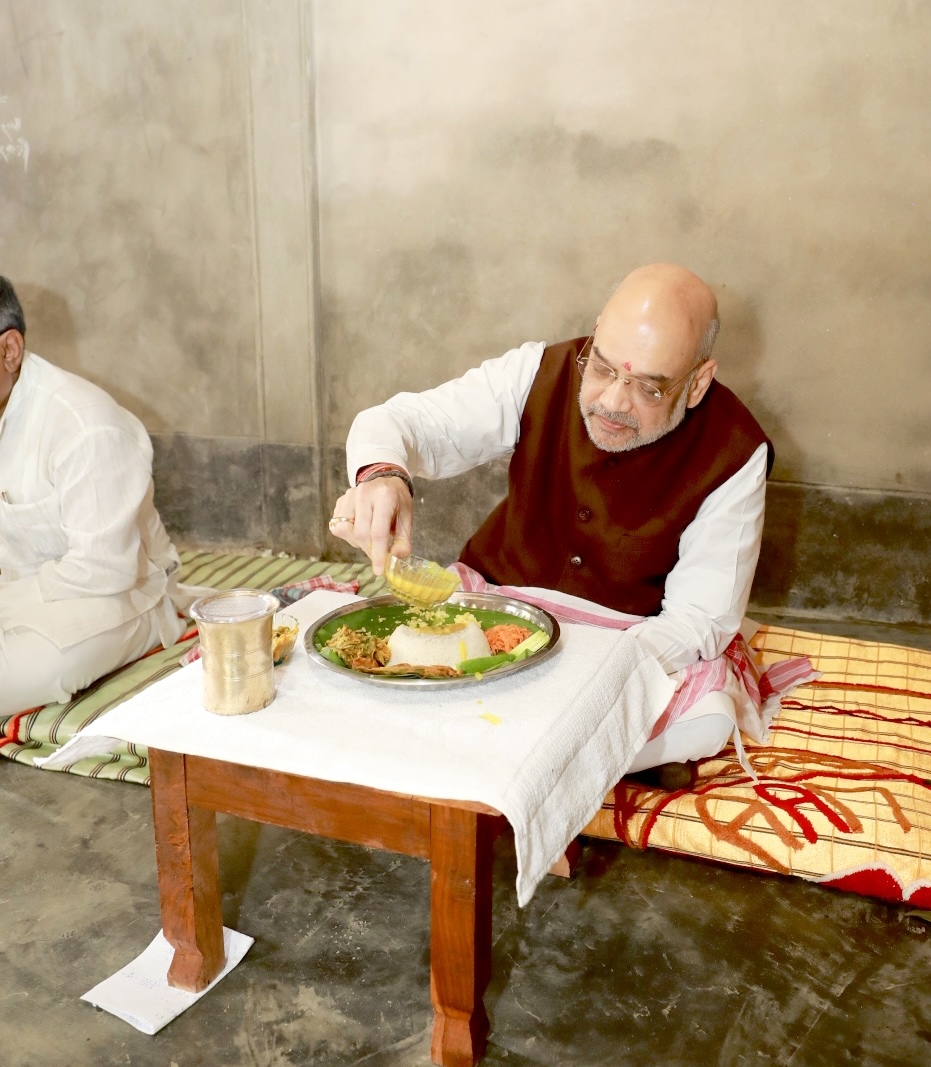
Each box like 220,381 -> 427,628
42,590 -> 675,904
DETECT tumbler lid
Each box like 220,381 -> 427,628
190,588 -> 280,625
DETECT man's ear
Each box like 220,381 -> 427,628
0,329 -> 24,373
685,358 -> 717,409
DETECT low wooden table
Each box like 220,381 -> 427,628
149,747 -> 509,1067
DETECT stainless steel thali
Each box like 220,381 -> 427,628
303,591 -> 561,689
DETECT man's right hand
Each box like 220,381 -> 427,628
329,475 -> 414,576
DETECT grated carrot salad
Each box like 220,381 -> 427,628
484,623 -> 532,654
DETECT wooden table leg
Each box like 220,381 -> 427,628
429,805 -> 496,1067
149,748 -> 226,992
548,836 -> 582,878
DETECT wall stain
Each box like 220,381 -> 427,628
573,133 -> 681,180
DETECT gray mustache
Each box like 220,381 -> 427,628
586,404 -> 639,429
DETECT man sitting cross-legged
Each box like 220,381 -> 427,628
0,275 -> 191,715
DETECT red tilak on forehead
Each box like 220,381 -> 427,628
623,361 -> 632,371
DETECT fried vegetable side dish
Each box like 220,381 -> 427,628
323,625 -> 390,670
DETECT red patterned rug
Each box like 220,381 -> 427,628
581,626 -> 931,905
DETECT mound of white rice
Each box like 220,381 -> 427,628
388,621 -> 491,668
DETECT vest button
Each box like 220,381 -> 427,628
569,555 -> 583,567
577,507 -> 592,523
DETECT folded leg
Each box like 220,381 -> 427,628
0,608 -> 162,715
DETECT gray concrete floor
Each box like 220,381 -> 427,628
3,615 -> 931,1067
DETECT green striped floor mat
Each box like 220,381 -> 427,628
0,551 -> 384,785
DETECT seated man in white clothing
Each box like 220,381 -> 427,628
0,275 -> 188,715
329,263 -> 773,786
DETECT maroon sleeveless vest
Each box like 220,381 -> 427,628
459,337 -> 772,615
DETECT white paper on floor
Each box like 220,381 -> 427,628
82,927 -> 254,1035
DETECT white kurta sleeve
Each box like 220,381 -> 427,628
36,425 -> 155,601
345,341 -> 545,482
630,442 -> 770,673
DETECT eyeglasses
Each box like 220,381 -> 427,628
575,336 -> 706,407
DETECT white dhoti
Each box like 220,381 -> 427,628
627,698 -> 734,772
627,666 -> 749,773
0,592 -> 186,716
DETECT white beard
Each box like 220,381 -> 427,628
579,384 -> 691,453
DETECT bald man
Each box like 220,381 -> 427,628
331,264 -> 771,777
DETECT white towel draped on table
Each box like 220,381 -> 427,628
41,589 -> 675,905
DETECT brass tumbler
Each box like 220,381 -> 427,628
190,589 -> 281,715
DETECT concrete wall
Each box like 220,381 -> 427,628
0,0 -> 322,548
2,2 -> 930,622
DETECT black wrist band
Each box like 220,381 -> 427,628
357,467 -> 414,497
